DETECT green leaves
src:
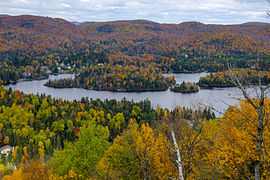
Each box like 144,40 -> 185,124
51,120 -> 65,133
48,120 -> 110,178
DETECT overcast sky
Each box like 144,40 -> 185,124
0,0 -> 269,24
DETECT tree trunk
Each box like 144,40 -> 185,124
227,67 -> 270,179
171,130 -> 184,180
255,108 -> 263,180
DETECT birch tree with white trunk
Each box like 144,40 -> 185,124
171,130 -> 184,180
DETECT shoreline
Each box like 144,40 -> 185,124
44,83 -> 169,93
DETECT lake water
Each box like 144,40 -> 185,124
5,72 -> 245,116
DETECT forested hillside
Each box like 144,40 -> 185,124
1,86 -> 270,179
1,15 -> 270,179
0,15 -> 269,89
0,86 -> 217,179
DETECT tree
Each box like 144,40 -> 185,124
160,107 -> 206,179
97,119 -> 141,179
97,119 -> 176,179
216,100 -> 270,178
3,160 -> 51,180
171,130 -> 184,180
48,120 -> 110,179
227,67 -> 270,180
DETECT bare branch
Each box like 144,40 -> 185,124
227,67 -> 258,109
226,60 -> 270,179
199,103 -> 258,140
264,83 -> 270,91
231,158 -> 251,180
168,177 -> 177,180
263,108 -> 270,129
262,146 -> 270,166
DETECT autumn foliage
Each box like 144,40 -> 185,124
0,14 -> 270,179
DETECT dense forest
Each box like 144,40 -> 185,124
0,86 -> 218,179
0,15 -> 270,179
44,65 -> 176,91
198,68 -> 270,88
0,15 -> 269,90
1,85 -> 270,179
170,81 -> 199,93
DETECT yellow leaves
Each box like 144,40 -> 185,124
79,103 -> 85,111
151,133 -> 172,177
21,156 -> 26,164
38,142 -> 45,160
3,169 -> 23,180
52,120 -> 65,133
44,139 -> 51,150
121,73 -> 127,79
68,168 -> 77,179
106,113 -> 111,121
12,146 -> 19,161
38,141 -> 44,149
109,113 -> 124,131
21,126 -> 34,138
98,119 -> 176,179
1,90 -> 5,98
23,146 -> 29,160
0,164 -> 9,176
136,123 -> 154,155
3,136 -> 9,144
109,83 -> 113,88
3,160 -> 51,180
129,79 -> 134,84
142,125 -> 176,179
212,98 -> 270,178
163,109 -> 168,119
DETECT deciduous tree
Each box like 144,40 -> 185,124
225,67 -> 270,179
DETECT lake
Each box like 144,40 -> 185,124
5,72 -> 245,116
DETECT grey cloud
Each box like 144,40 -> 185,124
0,0 -> 269,24
235,0 -> 266,3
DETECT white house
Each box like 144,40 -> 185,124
0,145 -> 14,156
97,63 -> 104,66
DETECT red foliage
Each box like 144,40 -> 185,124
74,127 -> 79,137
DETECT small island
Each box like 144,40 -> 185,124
170,81 -> 199,93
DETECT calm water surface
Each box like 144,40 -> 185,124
5,73 -> 245,116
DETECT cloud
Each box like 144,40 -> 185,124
60,3 -> 71,8
0,0 -> 269,24
79,0 -> 90,2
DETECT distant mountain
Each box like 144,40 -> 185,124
0,14 -> 269,53
0,14 -> 76,31
0,14 -> 269,85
